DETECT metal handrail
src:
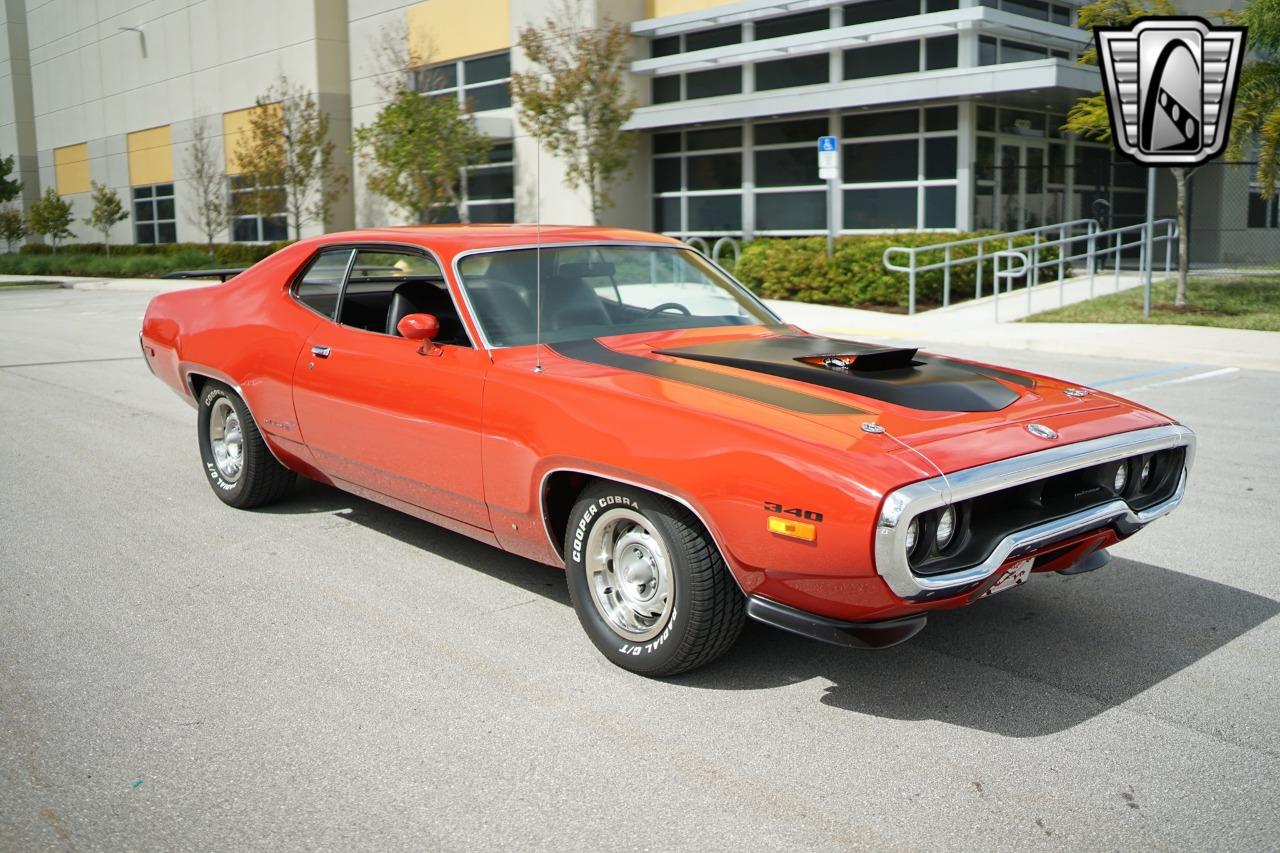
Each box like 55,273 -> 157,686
882,217 -> 1177,314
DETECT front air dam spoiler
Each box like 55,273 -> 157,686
746,596 -> 927,649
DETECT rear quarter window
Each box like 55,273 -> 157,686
294,249 -> 354,318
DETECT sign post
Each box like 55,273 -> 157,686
818,136 -> 839,257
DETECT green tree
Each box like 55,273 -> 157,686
0,155 -> 22,204
354,88 -> 492,223
184,116 -> 229,256
27,187 -> 74,253
511,9 -> 637,223
1226,0 -> 1280,200
0,206 -> 26,252
235,77 -> 348,240
1062,0 -> 1196,307
84,181 -> 128,253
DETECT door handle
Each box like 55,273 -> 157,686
311,345 -> 331,358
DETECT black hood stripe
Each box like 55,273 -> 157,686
549,339 -> 867,416
652,335 -> 1024,413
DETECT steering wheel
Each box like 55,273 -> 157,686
644,302 -> 692,317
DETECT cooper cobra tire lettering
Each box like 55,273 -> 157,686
564,483 -> 745,677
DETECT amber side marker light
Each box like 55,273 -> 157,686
767,516 -> 816,542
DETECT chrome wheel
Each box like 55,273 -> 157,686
584,508 -> 675,642
208,397 -> 244,482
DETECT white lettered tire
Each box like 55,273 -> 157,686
196,381 -> 296,509
565,483 -> 745,676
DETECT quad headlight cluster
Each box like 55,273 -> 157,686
904,503 -> 967,565
1109,451 -> 1166,501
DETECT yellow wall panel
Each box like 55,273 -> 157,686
222,104 -> 279,175
127,125 -> 173,186
407,0 -> 510,66
54,143 -> 90,195
645,0 -> 734,18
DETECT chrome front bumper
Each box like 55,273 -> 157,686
874,424 -> 1196,601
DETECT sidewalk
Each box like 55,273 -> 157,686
0,273 -> 214,293
768,269 -> 1280,372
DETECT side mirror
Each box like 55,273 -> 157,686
397,313 -> 442,356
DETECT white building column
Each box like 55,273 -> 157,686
956,100 -> 976,231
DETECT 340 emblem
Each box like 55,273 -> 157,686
764,501 -> 823,522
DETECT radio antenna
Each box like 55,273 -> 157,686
533,134 -> 544,374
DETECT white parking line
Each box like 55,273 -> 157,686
1127,366 -> 1240,392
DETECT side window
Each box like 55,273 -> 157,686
294,249 -> 354,318
337,248 -> 471,346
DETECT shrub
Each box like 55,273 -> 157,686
8,241 -> 292,277
734,232 -> 1069,310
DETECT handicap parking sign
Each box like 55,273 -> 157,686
817,136 -> 839,178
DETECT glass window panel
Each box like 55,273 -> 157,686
654,158 -> 682,192
755,117 -> 830,146
843,139 -> 918,182
755,10 -> 830,40
488,142 -> 514,163
156,198 -> 175,220
925,35 -> 957,70
653,132 -> 682,154
652,76 -> 680,104
979,0 -> 997,6
979,35 -> 998,65
134,200 -> 152,221
977,105 -> 997,131
844,41 -> 919,79
844,187 -> 917,228
755,191 -> 825,230
262,216 -> 288,241
1000,108 -> 1045,136
294,249 -> 352,316
1003,0 -> 1048,19
652,36 -> 680,57
687,153 -> 742,190
157,222 -> 177,244
1050,48 -> 1069,59
135,224 -> 155,244
925,106 -> 957,132
1025,147 -> 1044,193
843,108 -> 918,137
756,54 -> 829,90
156,183 -> 174,197
1051,4 -> 1071,25
417,63 -> 457,91
976,136 -> 995,180
1047,113 -> 1067,138
684,25 -> 740,51
133,186 -> 153,200
844,0 -> 919,25
686,126 -> 741,151
467,165 -> 514,199
464,52 -> 510,83
232,217 -> 258,242
466,82 -> 510,111
428,205 -> 461,224
468,202 -> 514,223
925,137 -> 957,179
654,196 -> 680,232
1114,160 -> 1146,188
926,0 -> 958,10
755,147 -> 823,187
1001,40 -> 1048,63
924,185 -> 956,228
685,67 -> 741,99
687,194 -> 742,230
1048,142 -> 1066,183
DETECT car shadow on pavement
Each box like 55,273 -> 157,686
676,560 -> 1278,736
265,482 -> 1276,737
264,479 -> 570,605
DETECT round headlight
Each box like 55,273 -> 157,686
904,517 -> 919,552
1140,457 -> 1152,486
1113,463 -> 1128,493
936,506 -> 956,549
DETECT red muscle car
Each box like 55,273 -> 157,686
141,226 -> 1195,676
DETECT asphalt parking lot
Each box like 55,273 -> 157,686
2,285 -> 1278,851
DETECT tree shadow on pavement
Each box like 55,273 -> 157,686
265,481 -> 1276,737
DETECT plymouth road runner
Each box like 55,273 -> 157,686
141,226 -> 1194,676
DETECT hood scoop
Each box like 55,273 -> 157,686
653,335 -> 1028,413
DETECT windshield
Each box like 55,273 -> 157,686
455,245 -> 778,347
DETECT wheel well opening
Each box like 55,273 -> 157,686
186,372 -> 210,400
543,471 -> 594,557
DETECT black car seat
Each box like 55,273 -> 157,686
385,280 -> 467,345
543,274 -> 611,331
